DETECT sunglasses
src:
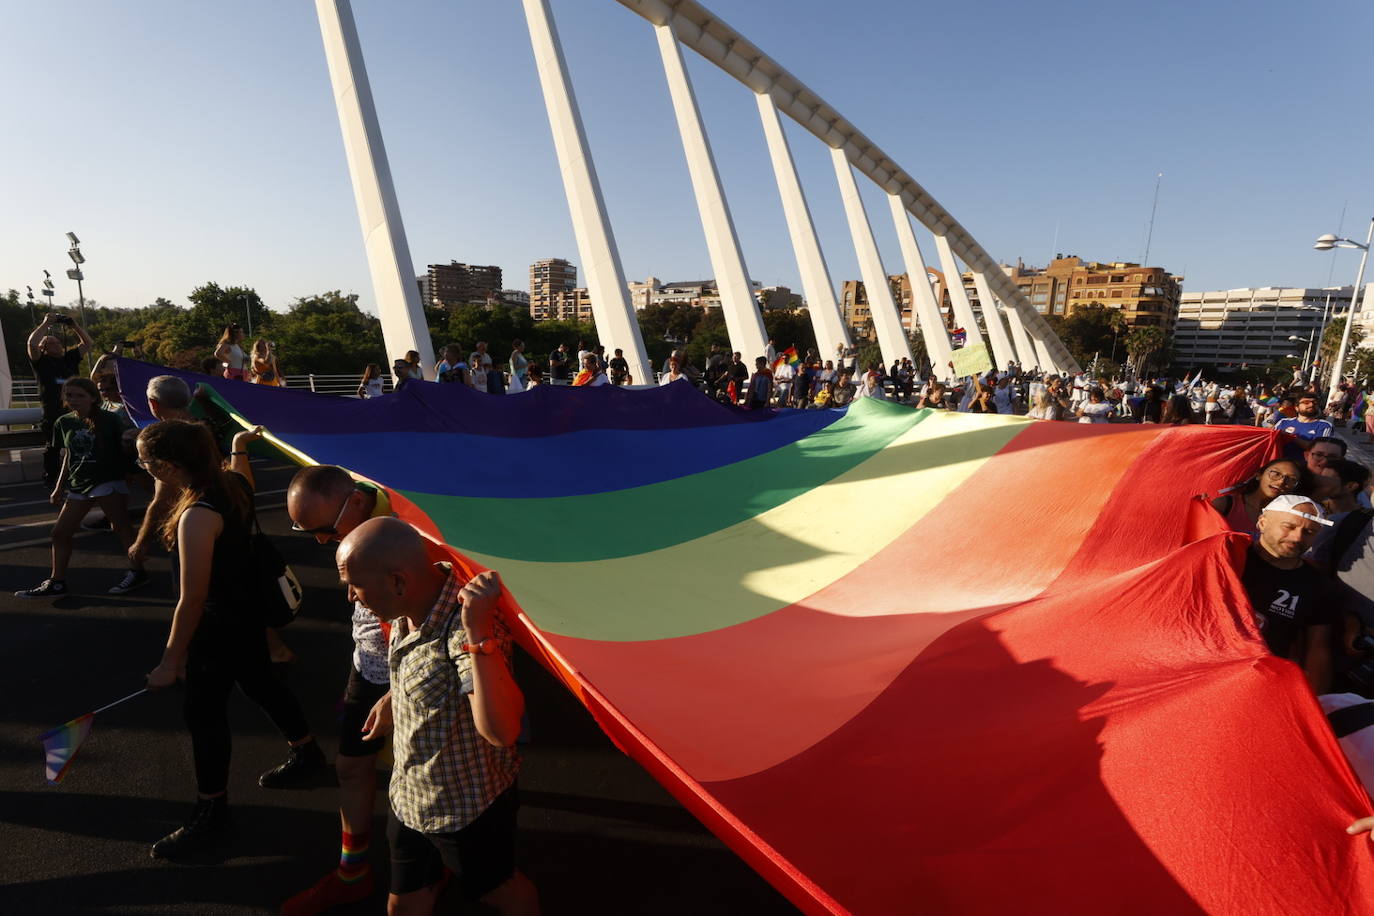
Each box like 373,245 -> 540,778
291,486 -> 358,537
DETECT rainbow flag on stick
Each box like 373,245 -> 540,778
39,688 -> 148,785
770,346 -> 799,372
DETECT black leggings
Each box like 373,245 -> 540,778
183,611 -> 310,795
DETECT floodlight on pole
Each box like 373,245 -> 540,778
66,232 -> 87,325
1289,330 -> 1317,377
1314,219 -> 1374,399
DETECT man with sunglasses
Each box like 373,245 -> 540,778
281,464 -> 397,915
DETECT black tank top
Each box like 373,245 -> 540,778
189,473 -> 256,611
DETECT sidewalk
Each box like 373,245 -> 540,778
1334,423 -> 1374,468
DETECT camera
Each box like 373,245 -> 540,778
120,341 -> 137,348
51,315 -> 74,325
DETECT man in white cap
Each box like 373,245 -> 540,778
1239,494 -> 1344,692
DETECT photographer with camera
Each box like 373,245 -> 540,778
27,312 -> 94,487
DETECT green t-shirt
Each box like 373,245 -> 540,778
53,411 -> 129,493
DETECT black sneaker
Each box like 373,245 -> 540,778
258,740 -> 327,789
108,569 -> 150,595
15,579 -> 67,599
151,795 -> 234,860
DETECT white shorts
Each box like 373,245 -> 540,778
67,480 -> 130,501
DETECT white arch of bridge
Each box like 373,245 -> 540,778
314,0 -> 1081,383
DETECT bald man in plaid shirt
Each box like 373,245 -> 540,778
337,517 -> 539,915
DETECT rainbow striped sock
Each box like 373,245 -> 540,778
338,830 -> 370,884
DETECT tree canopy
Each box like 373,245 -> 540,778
0,284 -> 825,385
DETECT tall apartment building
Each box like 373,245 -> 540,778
552,287 -> 595,322
841,271 -> 948,339
628,277 -> 661,311
995,256 -> 1182,333
1173,286 -> 1360,370
419,261 -> 502,308
758,285 -> 803,310
530,258 -> 578,320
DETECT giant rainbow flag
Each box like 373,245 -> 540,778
119,361 -> 1374,914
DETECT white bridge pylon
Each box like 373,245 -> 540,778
315,0 -> 1080,379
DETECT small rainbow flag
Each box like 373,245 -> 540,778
771,346 -> 800,373
40,714 -> 94,785
39,688 -> 147,785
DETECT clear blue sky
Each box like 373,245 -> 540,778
2,0 -> 1371,318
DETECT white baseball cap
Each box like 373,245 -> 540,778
1262,494 -> 1333,527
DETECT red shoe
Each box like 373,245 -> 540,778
280,869 -> 375,916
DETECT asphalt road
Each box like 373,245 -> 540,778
0,458 -> 799,915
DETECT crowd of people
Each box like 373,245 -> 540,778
22,309 -> 1374,908
15,368 -> 540,914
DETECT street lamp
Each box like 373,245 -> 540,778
65,232 -> 86,326
1313,219 -> 1374,399
25,286 -> 36,323
41,270 -> 55,314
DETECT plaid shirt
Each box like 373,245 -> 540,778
388,564 -> 519,833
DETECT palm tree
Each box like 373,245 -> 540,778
1125,326 -> 1166,377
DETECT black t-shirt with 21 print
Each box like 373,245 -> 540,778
1239,546 -> 1342,659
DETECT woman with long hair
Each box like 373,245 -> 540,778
1210,457 -> 1307,541
15,377 -> 147,598
249,339 -> 281,386
138,420 -> 322,859
356,363 -> 384,399
214,324 -> 248,381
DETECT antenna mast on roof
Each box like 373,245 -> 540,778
1141,172 -> 1163,266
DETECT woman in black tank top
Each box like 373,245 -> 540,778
136,420 -> 323,860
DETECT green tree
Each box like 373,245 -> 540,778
1125,326 -> 1167,376
1318,316 -> 1366,380
636,302 -> 702,366
1,288 -> 33,376
762,310 -> 817,359
684,310 -> 731,368
269,291 -> 385,376
1043,303 -> 1127,367
182,283 -> 267,353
